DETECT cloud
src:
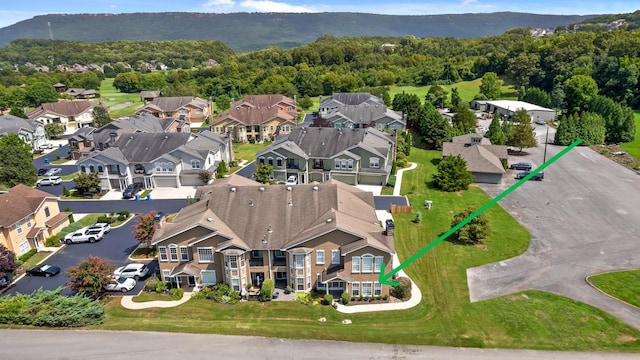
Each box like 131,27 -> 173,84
239,0 -> 316,13
202,0 -> 236,8
462,0 -> 478,5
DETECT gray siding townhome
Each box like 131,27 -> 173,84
0,115 -> 47,149
318,92 -> 406,130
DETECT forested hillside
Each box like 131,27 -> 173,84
0,12 -> 596,52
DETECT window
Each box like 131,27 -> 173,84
18,240 -> 30,255
341,159 -> 347,169
155,162 -> 174,174
15,221 -> 22,235
276,158 -> 282,167
352,282 -> 360,297
158,246 -> 168,261
316,274 -> 322,287
369,157 -> 380,169
331,250 -> 340,264
295,254 -> 304,269
240,254 -> 245,267
374,282 -> 382,296
191,159 -> 201,169
252,250 -> 263,258
335,159 -> 341,169
98,165 -> 104,173
24,216 -> 32,229
268,157 -> 273,166
362,282 -> 373,297
258,157 -> 265,165
231,278 -> 240,291
274,250 -> 285,258
347,159 -> 353,170
180,246 -> 189,261
316,250 -> 325,265
196,248 -> 213,263
352,256 -> 360,273
297,276 -> 305,291
229,255 -> 238,269
374,256 -> 384,273
169,246 -> 178,261
162,270 -> 171,282
89,165 -> 95,173
44,206 -> 50,218
362,255 -> 373,273
201,270 -> 217,285
80,165 -> 86,173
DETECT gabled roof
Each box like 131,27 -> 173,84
0,115 -> 39,134
0,185 -> 55,226
150,96 -> 208,112
451,133 -> 492,146
26,100 -> 93,119
258,127 -> 394,159
153,180 -> 393,254
213,105 -> 295,126
442,136 -> 508,174
140,90 -> 161,99
322,93 -> 384,106
233,94 -> 296,109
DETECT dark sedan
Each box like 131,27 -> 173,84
37,168 -> 48,176
26,264 -> 61,277
510,162 -> 532,171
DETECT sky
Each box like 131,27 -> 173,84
0,1 -> 637,28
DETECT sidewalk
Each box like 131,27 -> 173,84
100,186 -> 198,200
393,162 -> 417,196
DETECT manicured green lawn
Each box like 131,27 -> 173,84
620,111 -> 640,160
21,251 -> 53,269
388,77 -> 517,105
588,271 -> 640,308
100,79 -> 143,118
95,147 -> 640,351
233,143 -> 268,163
132,291 -> 181,303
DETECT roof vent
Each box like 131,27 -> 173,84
286,186 -> 292,191
313,186 -> 319,191
230,187 -> 236,192
249,199 -> 254,207
326,218 -> 333,223
259,186 -> 265,192
164,135 -> 168,139
288,200 -> 293,206
207,217 -> 213,222
268,225 -> 273,233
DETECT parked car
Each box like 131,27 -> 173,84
535,119 -> 546,125
113,263 -> 149,280
153,212 -> 166,223
515,171 -> 544,181
36,176 -> 61,186
286,175 -> 297,185
38,143 -> 54,149
88,222 -> 111,234
44,168 -> 62,176
63,227 -> 104,244
122,183 -> 144,199
26,264 -> 61,277
509,162 -> 532,171
37,168 -> 48,176
104,276 -> 137,293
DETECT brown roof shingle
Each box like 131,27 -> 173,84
0,185 -> 55,226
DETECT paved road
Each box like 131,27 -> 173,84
1,329 -> 638,360
33,144 -> 76,175
468,133 -> 640,329
59,199 -> 189,214
37,180 -> 76,196
2,217 -> 156,297
236,160 -> 256,179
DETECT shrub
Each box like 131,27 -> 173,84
117,214 -> 126,221
169,288 -> 184,300
341,292 -> 350,305
117,210 -> 130,217
392,277 -> 412,300
155,281 -> 167,293
284,286 -> 293,294
144,276 -> 159,292
260,279 -> 274,302
382,294 -> 389,301
18,249 -> 37,262
45,235 -> 59,247
96,216 -> 112,224
413,210 -> 422,223
322,294 -> 334,305
62,186 -> 70,196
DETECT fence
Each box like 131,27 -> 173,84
390,204 -> 413,214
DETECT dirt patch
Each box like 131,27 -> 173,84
618,334 -> 638,342
591,144 -> 640,174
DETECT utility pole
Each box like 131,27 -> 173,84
543,126 -> 549,164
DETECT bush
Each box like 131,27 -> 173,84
169,288 -> 184,300
413,210 -> 422,223
322,294 -> 333,305
391,277 -> 412,300
155,281 -> 167,293
117,210 -> 130,217
144,276 -> 159,292
96,216 -> 112,224
18,249 -> 37,263
117,214 -> 126,221
341,292 -> 350,305
260,279 -> 274,302
193,283 -> 240,304
284,285 -> 293,294
45,235 -> 59,247
382,294 -> 389,301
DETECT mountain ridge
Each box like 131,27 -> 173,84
0,12 -> 598,52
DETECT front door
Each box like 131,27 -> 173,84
188,276 -> 196,287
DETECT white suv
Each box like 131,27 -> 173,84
113,263 -> 149,280
37,176 -> 61,186
63,227 -> 104,244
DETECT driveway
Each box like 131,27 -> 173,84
468,140 -> 640,329
59,199 -> 188,215
4,217 -> 155,296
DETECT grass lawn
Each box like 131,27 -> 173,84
388,78 -> 517,105
100,78 -> 143,118
60,172 -> 78,181
588,271 -> 640,309
620,111 -> 640,160
233,142 -> 267,163
95,147 -> 640,351
132,291 -> 181,303
20,251 -> 53,270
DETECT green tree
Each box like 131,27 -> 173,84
0,243 -> 18,280
450,207 -> 490,245
507,109 -> 537,152
66,255 -> 115,297
91,106 -> 112,128
215,160 -> 227,178
418,102 -> 449,149
215,94 -> 231,112
297,94 -> 314,110
425,85 -> 448,108
479,72 -> 502,100
392,92 -> 422,129
44,123 -> 64,139
554,113 -> 578,146
564,74 -> 598,114
198,170 -> 213,184
0,133 -> 37,187
450,87 -> 464,110
113,72 -> 140,93
24,81 -> 58,107
433,154 -> 473,192
485,116 -> 506,145
132,211 -> 156,247
577,112 -> 606,146
73,172 -> 101,195
521,87 -> 551,108
588,95 -> 636,144
253,163 -> 273,184
452,107 -> 476,133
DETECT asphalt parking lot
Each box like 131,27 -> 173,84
3,217 -> 157,297
468,134 -> 640,329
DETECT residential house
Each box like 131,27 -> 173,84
211,101 -> 297,143
26,100 -> 95,134
0,185 -> 71,256
67,114 -> 185,160
65,88 -> 97,99
442,134 -> 508,184
318,92 -> 405,130
140,91 -> 161,104
136,96 -> 212,125
231,94 -> 297,118
0,114 -> 47,149
257,127 -> 396,186
76,130 -> 232,191
152,178 -> 395,298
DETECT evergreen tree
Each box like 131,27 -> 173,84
253,163 -> 273,184
485,116 -> 506,145
433,155 -> 473,192
92,106 -> 112,128
452,107 -> 476,133
554,113 -> 579,146
450,207 -> 490,245
578,112 -> 606,146
419,102 -> 450,149
507,109 -> 537,152
450,87 -> 464,110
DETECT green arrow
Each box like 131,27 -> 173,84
379,138 -> 583,286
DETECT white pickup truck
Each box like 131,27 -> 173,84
63,227 -> 104,244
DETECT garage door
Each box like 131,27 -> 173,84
332,174 -> 356,185
180,174 -> 202,186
